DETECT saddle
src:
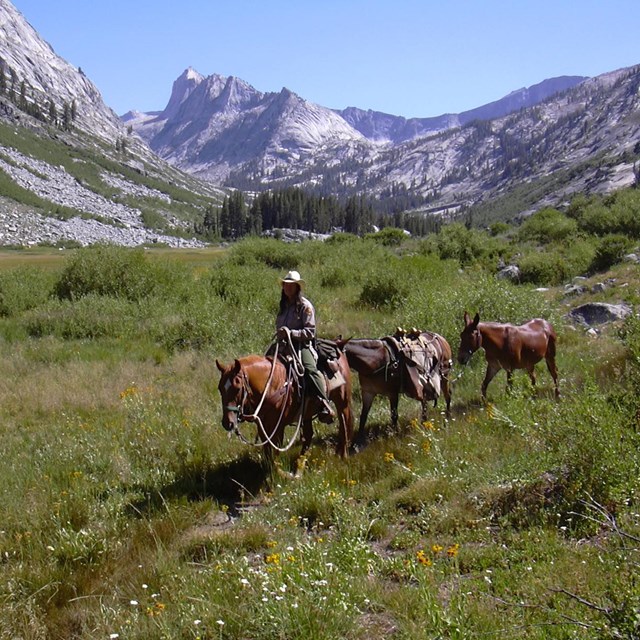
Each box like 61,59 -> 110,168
316,338 -> 346,392
265,337 -> 346,393
383,328 -> 442,402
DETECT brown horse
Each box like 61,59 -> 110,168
336,332 -> 452,443
215,351 -> 353,460
457,311 -> 559,400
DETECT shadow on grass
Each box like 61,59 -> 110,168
126,452 -> 270,517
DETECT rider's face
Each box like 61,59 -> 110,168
282,282 -> 298,299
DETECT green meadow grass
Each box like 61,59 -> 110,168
0,239 -> 638,639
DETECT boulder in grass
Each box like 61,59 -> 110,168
569,302 -> 632,326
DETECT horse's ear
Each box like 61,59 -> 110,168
215,359 -> 226,373
472,312 -> 480,328
233,358 -> 242,372
463,311 -> 472,326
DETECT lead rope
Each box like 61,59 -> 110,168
234,331 -> 305,453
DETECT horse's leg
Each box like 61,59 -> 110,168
331,392 -> 352,458
300,417 -> 313,456
481,362 -> 501,400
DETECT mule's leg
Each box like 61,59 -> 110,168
420,395 -> 429,422
481,362 -> 501,400
527,366 -> 537,391
545,354 -> 560,398
356,391 -> 376,443
441,376 -> 452,417
390,392 -> 399,430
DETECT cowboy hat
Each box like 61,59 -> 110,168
280,270 -> 304,285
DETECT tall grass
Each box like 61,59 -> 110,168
0,237 -> 638,639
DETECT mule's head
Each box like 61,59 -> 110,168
216,358 -> 245,432
457,311 -> 481,365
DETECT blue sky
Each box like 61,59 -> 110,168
10,0 -> 640,118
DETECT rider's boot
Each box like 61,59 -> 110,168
317,397 -> 335,424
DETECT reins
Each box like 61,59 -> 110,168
231,332 -> 306,453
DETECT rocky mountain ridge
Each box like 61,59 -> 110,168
126,64 -> 639,219
337,75 -> 587,143
0,0 -> 223,247
0,0 -> 639,249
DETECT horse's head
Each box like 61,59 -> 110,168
216,358 -> 246,432
457,311 -> 482,365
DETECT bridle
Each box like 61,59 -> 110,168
460,325 -> 482,363
221,339 -> 305,453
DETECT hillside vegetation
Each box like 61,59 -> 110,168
0,203 -> 639,638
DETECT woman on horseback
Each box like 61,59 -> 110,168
276,270 -> 335,424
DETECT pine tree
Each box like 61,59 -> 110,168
0,58 -> 6,95
48,100 -> 57,124
62,101 -> 72,130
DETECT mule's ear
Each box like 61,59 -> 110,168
215,359 -> 226,373
472,312 -> 480,328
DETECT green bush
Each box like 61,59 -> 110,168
518,251 -> 571,286
575,190 -> 640,238
364,227 -> 408,246
55,245 -> 185,301
562,238 -> 597,277
228,237 -> 302,270
359,272 -> 409,310
432,223 -> 484,266
591,234 -> 632,272
0,266 -> 56,317
518,208 -> 578,244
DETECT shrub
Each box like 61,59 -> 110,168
518,208 -> 578,244
591,234 -> 632,273
364,227 -> 408,246
359,272 -> 409,310
228,238 -> 301,270
433,223 -> 484,266
518,251 -> 571,285
56,245 -> 185,301
489,221 -> 511,237
0,266 -> 56,317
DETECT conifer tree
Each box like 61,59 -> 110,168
48,100 -> 57,124
0,59 -> 6,95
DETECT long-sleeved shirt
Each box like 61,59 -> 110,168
276,296 -> 316,345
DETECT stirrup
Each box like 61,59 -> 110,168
317,399 -> 335,424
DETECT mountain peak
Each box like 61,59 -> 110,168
162,67 -> 205,120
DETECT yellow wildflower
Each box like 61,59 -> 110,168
384,452 -> 395,463
431,544 -> 444,554
447,543 -> 460,558
416,550 -> 432,566
265,553 -> 280,565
